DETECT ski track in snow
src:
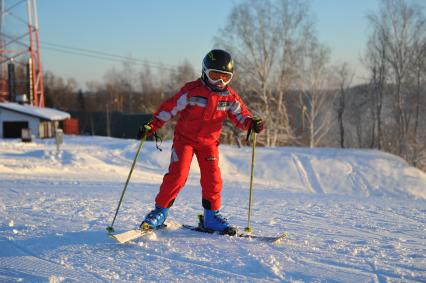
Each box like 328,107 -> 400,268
291,153 -> 324,194
0,137 -> 425,282
0,237 -> 104,282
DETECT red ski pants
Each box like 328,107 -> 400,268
155,140 -> 222,210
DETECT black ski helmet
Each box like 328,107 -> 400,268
202,49 -> 234,91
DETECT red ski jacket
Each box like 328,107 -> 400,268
151,79 -> 252,145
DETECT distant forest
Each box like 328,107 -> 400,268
16,0 -> 426,171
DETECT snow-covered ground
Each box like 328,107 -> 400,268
0,136 -> 425,282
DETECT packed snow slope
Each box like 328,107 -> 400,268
0,136 -> 425,282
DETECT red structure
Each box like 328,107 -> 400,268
63,119 -> 80,135
0,0 -> 45,106
0,78 -> 7,102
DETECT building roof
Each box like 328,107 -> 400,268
0,103 -> 71,121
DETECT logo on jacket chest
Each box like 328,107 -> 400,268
188,96 -> 231,111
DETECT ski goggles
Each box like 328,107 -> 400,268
204,67 -> 233,84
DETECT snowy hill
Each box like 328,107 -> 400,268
0,136 -> 425,282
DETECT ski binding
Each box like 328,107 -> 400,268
182,214 -> 288,244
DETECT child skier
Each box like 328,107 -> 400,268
138,49 -> 264,235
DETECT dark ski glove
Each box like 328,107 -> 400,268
136,122 -> 154,139
251,116 -> 264,133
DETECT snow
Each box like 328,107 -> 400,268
0,103 -> 70,121
0,135 -> 425,282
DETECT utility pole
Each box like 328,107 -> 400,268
0,0 -> 7,101
106,103 -> 111,137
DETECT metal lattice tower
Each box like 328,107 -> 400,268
0,0 -> 44,106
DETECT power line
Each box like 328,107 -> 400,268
42,45 -> 175,71
40,41 -> 178,71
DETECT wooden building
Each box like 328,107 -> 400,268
0,103 -> 70,139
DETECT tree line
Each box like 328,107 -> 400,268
42,0 -> 426,171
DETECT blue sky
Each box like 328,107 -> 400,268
35,0 -> 384,88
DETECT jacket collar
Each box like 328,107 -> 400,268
200,78 -> 230,96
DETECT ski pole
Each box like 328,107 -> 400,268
245,131 -> 257,233
106,134 -> 147,233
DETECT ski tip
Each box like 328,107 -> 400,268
271,232 -> 289,245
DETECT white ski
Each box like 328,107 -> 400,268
110,224 -> 167,244
110,229 -> 150,244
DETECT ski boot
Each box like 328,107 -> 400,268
140,205 -> 169,230
202,209 -> 237,236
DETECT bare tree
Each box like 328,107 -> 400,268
216,0 -> 280,146
215,0 -> 317,146
364,24 -> 389,150
369,0 -> 426,157
298,40 -> 333,148
273,0 -> 314,146
44,71 -> 78,111
166,60 -> 197,93
121,58 -> 138,113
103,68 -> 126,113
409,38 -> 426,165
137,64 -> 163,113
335,62 -> 354,148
